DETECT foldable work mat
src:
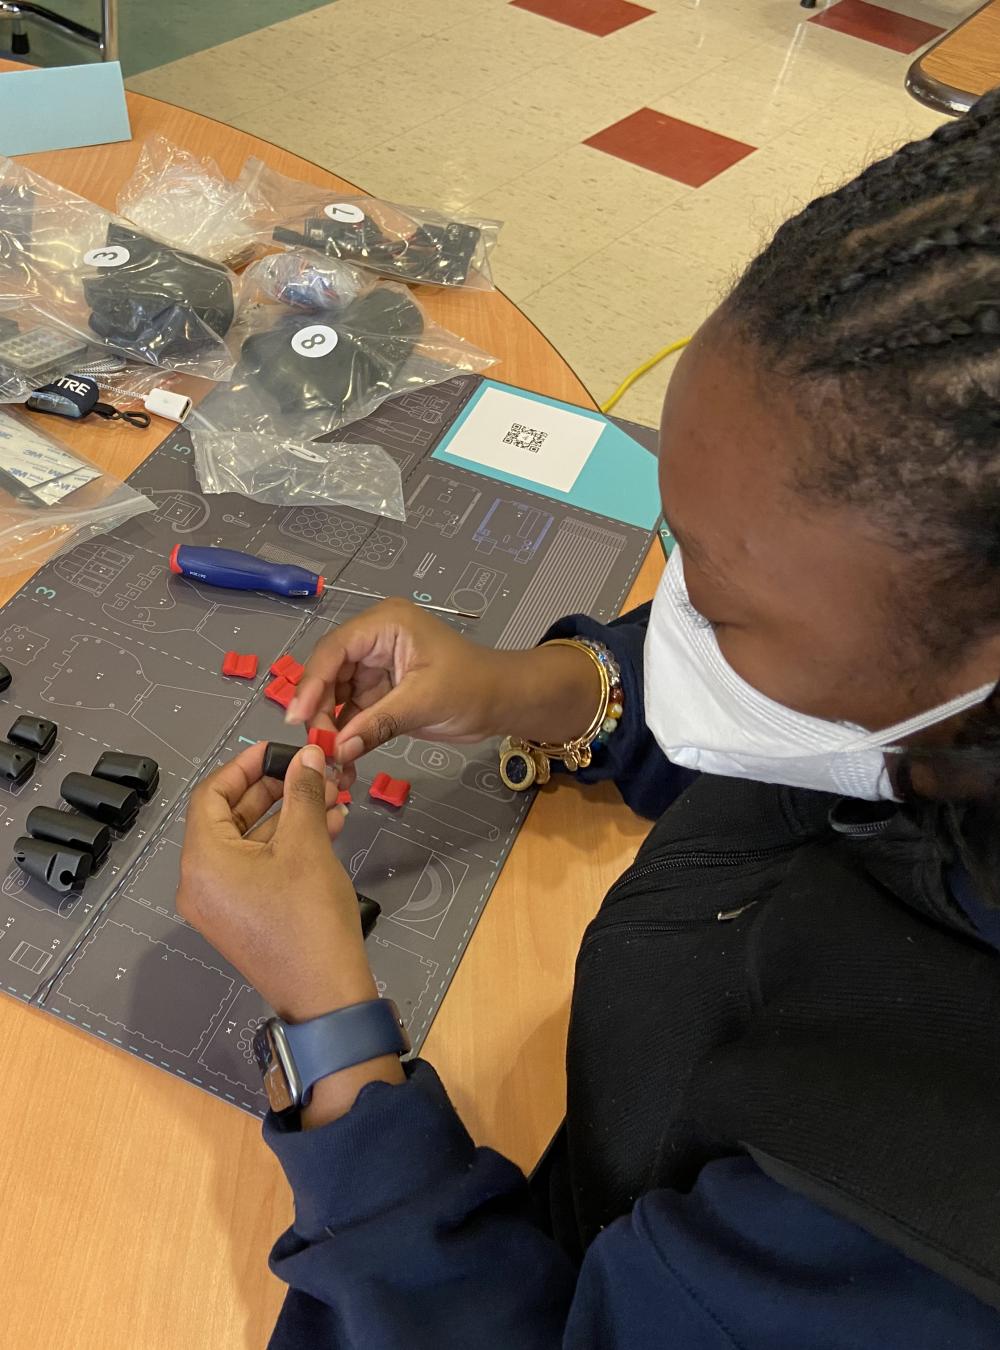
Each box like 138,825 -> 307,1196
0,375 -> 655,1116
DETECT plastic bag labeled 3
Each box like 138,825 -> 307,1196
192,431 -> 406,520
0,407 -> 155,575
205,279 -> 495,438
239,158 -> 501,290
0,157 -> 239,380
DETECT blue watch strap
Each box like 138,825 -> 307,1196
282,999 -> 410,1101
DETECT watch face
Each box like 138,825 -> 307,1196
254,1021 -> 297,1114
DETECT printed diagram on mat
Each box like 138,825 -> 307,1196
0,374 -> 653,1117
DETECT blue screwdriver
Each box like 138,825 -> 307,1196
170,544 -> 325,597
168,543 -> 478,617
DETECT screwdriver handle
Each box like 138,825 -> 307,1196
169,545 -> 325,598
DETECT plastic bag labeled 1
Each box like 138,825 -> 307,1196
117,136 -> 268,270
0,156 -> 239,380
204,279 -> 495,439
192,431 -> 406,520
239,158 -> 501,290
0,407 -> 155,574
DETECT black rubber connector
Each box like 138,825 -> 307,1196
358,893 -> 381,939
0,662 -> 11,692
8,714 -> 57,756
61,772 -> 139,830
0,742 -> 35,788
27,806 -> 111,868
92,751 -> 160,802
262,742 -> 300,781
13,837 -> 91,892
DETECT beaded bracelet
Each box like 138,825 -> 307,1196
498,637 -> 624,792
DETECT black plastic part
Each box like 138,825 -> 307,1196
0,742 -> 35,788
358,893 -> 381,939
11,32 -> 30,55
0,661 -> 11,692
7,714 -> 57,756
262,742 -> 299,781
61,772 -> 139,830
13,837 -> 91,893
27,806 -> 111,868
92,750 -> 160,802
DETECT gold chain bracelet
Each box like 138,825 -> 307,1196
498,638 -> 624,792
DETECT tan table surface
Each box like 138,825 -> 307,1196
0,65 -> 660,1350
907,0 -> 1000,113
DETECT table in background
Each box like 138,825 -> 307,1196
0,62 -> 658,1350
907,0 -> 1000,113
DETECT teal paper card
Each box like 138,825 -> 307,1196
0,61 -> 131,157
432,380 -> 660,530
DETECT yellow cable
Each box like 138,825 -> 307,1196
600,337 -> 691,414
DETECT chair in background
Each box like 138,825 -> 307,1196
0,0 -> 117,60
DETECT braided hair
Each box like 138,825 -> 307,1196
727,88 -> 1000,808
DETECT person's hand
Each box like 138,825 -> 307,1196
177,740 -> 374,1023
286,598 -> 605,774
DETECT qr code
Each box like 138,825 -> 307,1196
503,423 -> 547,453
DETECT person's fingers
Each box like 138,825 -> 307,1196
247,799 -> 347,845
228,774 -> 285,837
274,743 -> 334,843
287,609 -> 404,725
334,682 -> 421,762
186,742 -> 268,846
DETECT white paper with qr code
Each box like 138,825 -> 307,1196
441,385 -> 603,492
0,410 -> 100,505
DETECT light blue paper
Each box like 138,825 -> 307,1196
0,61 -> 131,157
432,380 -> 661,530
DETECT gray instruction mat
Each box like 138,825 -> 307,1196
0,376 -> 653,1115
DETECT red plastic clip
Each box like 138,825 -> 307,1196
336,788 -> 352,806
264,677 -> 295,709
307,727 -> 337,758
369,771 -> 410,808
270,653 -> 305,685
222,651 -> 258,680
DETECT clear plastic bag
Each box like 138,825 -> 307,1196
191,429 -> 406,520
239,158 -> 501,290
0,407 -> 155,574
244,249 -> 372,312
117,136 -> 267,270
206,278 -> 495,439
0,157 -> 239,381
0,308 -> 180,405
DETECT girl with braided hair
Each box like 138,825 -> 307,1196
178,93 -> 1000,1348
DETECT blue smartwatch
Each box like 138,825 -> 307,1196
253,999 -> 410,1114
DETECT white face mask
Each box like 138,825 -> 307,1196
644,547 -> 993,800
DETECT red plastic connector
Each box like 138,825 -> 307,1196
221,651 -> 258,680
270,653 -> 305,685
307,727 -> 337,758
369,771 -> 410,808
264,677 -> 295,709
337,788 -> 352,806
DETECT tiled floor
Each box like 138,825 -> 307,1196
125,0 -> 963,427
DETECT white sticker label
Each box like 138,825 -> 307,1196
324,202 -> 365,224
83,245 -> 131,268
290,324 -> 339,359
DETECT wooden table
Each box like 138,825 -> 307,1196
907,0 -> 1000,113
0,67 -> 658,1349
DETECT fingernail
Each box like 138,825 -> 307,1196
284,699 -> 302,725
337,803 -> 350,817
336,736 -> 364,765
300,744 -> 325,773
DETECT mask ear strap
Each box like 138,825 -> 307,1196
845,682 -> 996,751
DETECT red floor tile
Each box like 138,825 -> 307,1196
511,0 -> 653,38
584,108 -> 756,187
809,0 -> 943,54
